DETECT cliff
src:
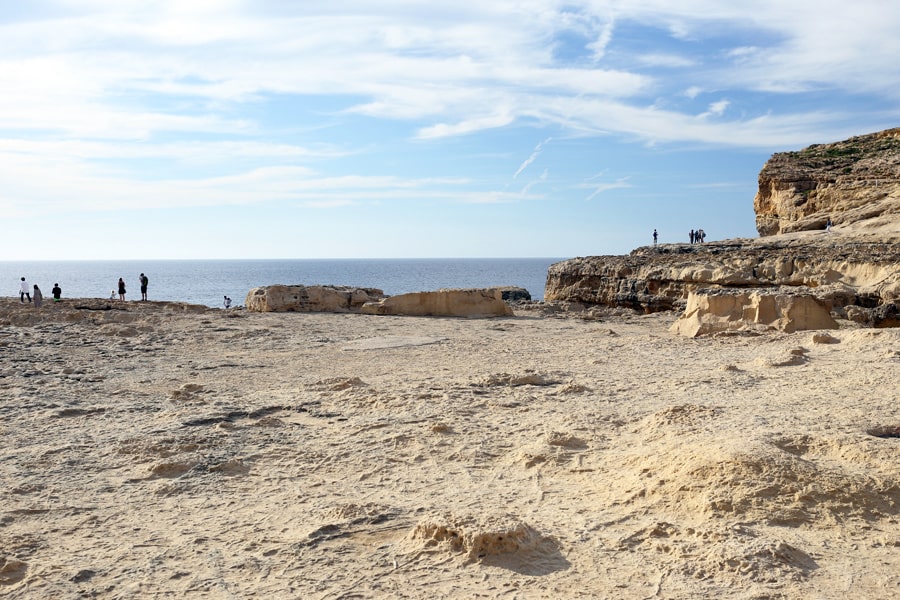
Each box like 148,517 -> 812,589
754,127 -> 900,236
544,128 -> 900,329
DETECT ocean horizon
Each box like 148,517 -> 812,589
1,258 -> 566,308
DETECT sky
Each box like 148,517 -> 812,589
1,1 -> 899,260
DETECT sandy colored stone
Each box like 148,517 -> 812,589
671,289 -> 839,337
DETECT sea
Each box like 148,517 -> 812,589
1,258 -> 566,308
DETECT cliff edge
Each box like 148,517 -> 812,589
545,128 -> 900,329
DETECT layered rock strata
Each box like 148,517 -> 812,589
245,285 -> 514,318
546,128 -> 900,332
754,127 -> 900,236
670,288 -> 838,338
545,239 -> 900,327
360,288 -> 513,318
245,285 -> 385,313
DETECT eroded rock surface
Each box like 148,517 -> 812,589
245,285 -> 385,313
361,288 -> 513,318
545,128 -> 900,331
670,288 -> 838,337
245,285 -> 514,318
754,128 -> 900,236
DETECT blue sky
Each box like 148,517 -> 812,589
1,1 -> 898,260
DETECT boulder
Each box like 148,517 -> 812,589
670,289 -> 839,337
492,286 -> 532,302
245,285 -> 385,313
360,288 -> 513,318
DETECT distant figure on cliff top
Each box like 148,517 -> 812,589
19,277 -> 31,303
118,277 -> 126,301
52,283 -> 62,301
33,285 -> 43,308
139,273 -> 149,301
689,229 -> 695,244
653,229 -> 658,245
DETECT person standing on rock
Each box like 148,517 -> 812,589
689,230 -> 695,244
653,229 -> 658,246
33,284 -> 43,308
118,277 -> 126,301
224,296 -> 232,309
19,277 -> 31,303
52,283 -> 62,301
139,273 -> 149,301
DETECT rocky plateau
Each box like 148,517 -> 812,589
545,128 -> 900,333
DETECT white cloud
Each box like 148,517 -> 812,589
3,2 -> 898,145
581,177 -> 632,201
683,86 -> 703,99
698,99 -> 730,119
514,137 -> 552,179
1,0 -> 899,228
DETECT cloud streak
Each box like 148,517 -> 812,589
514,138 -> 552,179
1,1 -> 899,259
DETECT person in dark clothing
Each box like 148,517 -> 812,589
52,283 -> 62,301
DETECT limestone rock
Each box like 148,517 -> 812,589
244,285 -> 385,313
544,239 -> 900,317
360,288 -> 513,318
543,127 -> 900,327
492,286 -> 532,302
670,289 -> 838,337
754,128 -> 900,236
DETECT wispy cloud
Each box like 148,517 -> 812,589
1,0 -> 899,236
514,138 -> 552,179
581,176 -> 632,202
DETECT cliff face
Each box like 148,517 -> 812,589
754,128 -> 900,236
544,128 -> 900,328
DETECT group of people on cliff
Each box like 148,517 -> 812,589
18,277 -> 60,308
17,272 -> 149,307
109,274 -> 149,301
652,228 -> 709,246
689,228 -> 706,244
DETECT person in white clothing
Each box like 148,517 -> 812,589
19,277 -> 31,303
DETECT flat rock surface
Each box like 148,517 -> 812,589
341,335 -> 447,350
0,299 -> 897,599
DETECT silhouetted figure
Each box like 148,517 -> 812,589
19,277 -> 31,302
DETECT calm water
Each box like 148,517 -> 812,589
1,258 -> 564,308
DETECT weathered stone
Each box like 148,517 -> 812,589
873,302 -> 900,328
245,285 -> 385,313
492,286 -> 532,303
544,240 -> 900,315
670,289 -> 838,337
754,127 -> 900,236
545,128 -> 900,327
360,288 -> 513,318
